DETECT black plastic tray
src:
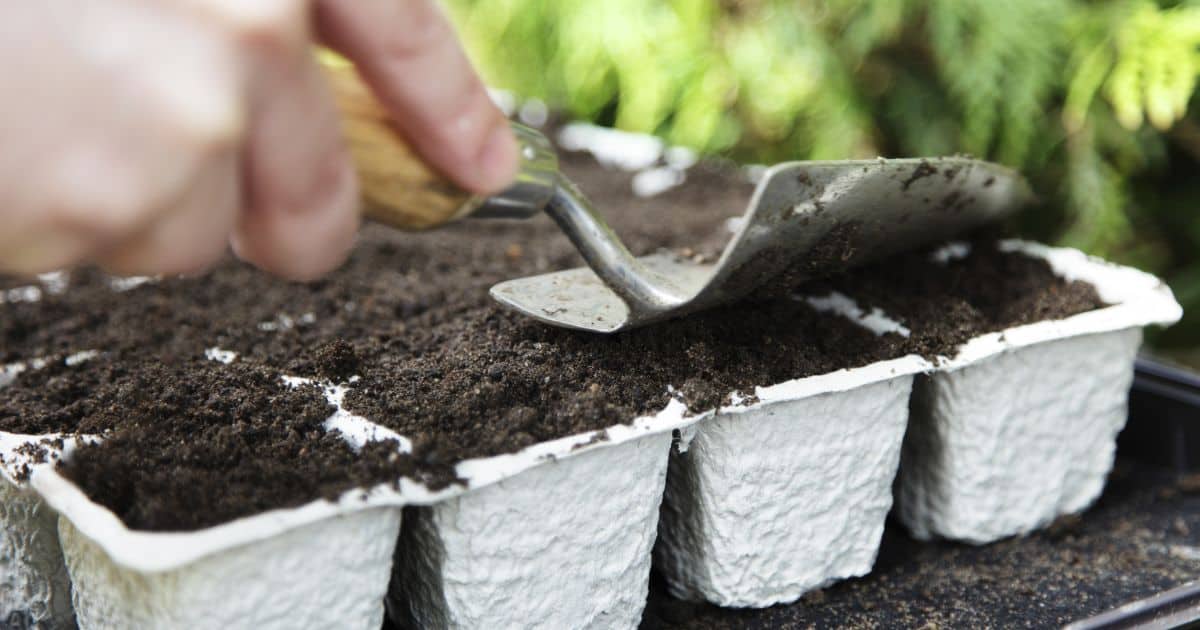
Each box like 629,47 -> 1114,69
636,355 -> 1200,630
1074,355 -> 1200,629
1120,356 -> 1200,473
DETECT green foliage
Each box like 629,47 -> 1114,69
446,0 -> 1200,348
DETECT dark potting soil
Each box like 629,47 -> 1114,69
0,151 -> 753,367
0,123 -> 1107,529
339,238 -> 1106,464
7,438 -> 63,483
0,354 -> 136,435
813,239 -> 1109,360
341,300 -> 903,463
47,358 -> 428,531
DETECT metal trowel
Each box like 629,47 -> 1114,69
324,60 -> 1033,334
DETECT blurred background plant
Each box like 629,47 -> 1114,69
444,0 -> 1200,356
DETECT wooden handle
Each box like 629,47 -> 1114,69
320,57 -> 478,231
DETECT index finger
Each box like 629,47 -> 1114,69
314,0 -> 518,195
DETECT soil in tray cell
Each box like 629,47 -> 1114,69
3,356 -> 425,531
812,238 -> 1108,360
340,237 -> 1108,465
341,299 -> 907,465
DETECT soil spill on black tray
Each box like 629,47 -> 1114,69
638,461 -> 1200,629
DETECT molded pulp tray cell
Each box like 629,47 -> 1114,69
0,438 -> 75,629
0,359 -> 84,629
386,399 -> 695,630
36,463 -> 406,630
894,241 -> 1183,544
390,428 -> 675,630
897,330 -> 1139,543
29,380 -> 417,630
655,357 -> 926,608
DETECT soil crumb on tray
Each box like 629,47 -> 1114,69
47,359 -> 418,531
309,339 -> 363,382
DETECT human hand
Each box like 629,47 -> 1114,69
0,0 -> 517,280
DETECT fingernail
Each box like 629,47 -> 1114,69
475,122 -> 519,195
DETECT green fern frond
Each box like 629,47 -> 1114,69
1057,118 -> 1142,267
925,0 -> 1069,166
445,0 -> 1197,271
1099,2 -> 1200,130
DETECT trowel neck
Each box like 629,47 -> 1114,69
468,122 -> 687,319
543,177 -> 688,316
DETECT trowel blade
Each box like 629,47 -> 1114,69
491,157 -> 1033,333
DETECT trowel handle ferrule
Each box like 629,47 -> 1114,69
320,54 -> 557,231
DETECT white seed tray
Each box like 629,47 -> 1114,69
892,240 -> 1182,544
0,239 -> 1181,626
